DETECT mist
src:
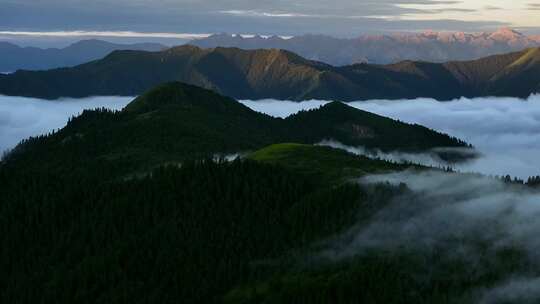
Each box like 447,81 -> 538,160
321,170 -> 540,302
0,95 -> 132,155
240,96 -> 540,179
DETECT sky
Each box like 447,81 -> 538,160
2,0 -> 540,46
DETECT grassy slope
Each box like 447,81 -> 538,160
249,143 -> 412,185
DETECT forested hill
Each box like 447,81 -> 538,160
2,82 -> 469,177
1,46 -> 540,100
0,82 -> 506,304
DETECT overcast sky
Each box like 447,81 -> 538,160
1,0 -> 540,46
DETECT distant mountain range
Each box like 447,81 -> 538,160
0,39 -> 167,71
191,28 -> 540,65
1,45 -> 539,101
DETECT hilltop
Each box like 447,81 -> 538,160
2,82 -> 468,176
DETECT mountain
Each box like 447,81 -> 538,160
1,45 -> 540,101
191,28 -> 540,65
3,82 -> 468,177
0,82 -> 479,303
0,39 -> 167,71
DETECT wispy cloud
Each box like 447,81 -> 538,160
219,10 -> 315,18
0,30 -> 211,40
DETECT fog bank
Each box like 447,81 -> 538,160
323,170 -> 540,302
241,96 -> 540,178
0,95 -> 132,155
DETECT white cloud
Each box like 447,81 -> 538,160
0,95 -> 132,156
240,96 -> 540,179
0,31 -> 212,40
220,10 -> 315,18
319,169 -> 540,301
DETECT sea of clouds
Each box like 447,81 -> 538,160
0,95 -> 539,179
0,95 -> 132,155
241,96 -> 540,179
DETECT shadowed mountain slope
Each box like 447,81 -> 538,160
1,45 -> 539,101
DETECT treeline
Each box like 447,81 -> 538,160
1,159 -> 401,303
501,174 -> 540,188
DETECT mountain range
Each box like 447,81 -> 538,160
191,28 -> 540,65
1,45 -> 539,101
0,39 -> 167,71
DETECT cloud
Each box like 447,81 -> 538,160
219,10 -> 316,18
480,276 -> 540,303
0,95 -> 132,156
0,0 -> 513,41
0,31 -> 211,40
349,96 -> 540,179
240,96 -> 540,179
240,99 -> 328,118
528,3 -> 540,10
317,140 -> 475,168
315,169 -> 540,301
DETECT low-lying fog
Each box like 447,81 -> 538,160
0,95 -> 132,155
241,96 -> 540,179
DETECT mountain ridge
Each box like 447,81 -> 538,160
0,39 -> 167,71
191,28 -> 540,65
1,45 -> 539,101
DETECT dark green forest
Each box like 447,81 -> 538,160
1,82 -> 538,303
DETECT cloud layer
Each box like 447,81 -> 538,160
241,96 -> 540,179
1,95 -> 538,179
1,0 -> 516,42
0,95 -> 132,156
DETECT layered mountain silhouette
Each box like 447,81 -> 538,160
1,45 -> 539,101
192,28 -> 540,65
0,39 -> 166,71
